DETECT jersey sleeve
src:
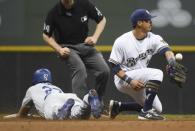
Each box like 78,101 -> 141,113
152,35 -> 170,55
22,88 -> 33,107
108,40 -> 123,65
85,0 -> 104,23
43,10 -> 55,37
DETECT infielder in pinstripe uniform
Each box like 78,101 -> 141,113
108,9 -> 179,120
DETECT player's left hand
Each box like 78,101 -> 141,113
58,47 -> 70,58
130,80 -> 144,91
84,36 -> 97,46
166,61 -> 187,88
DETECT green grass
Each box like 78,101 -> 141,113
164,114 -> 195,121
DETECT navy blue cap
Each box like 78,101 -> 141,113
130,9 -> 156,26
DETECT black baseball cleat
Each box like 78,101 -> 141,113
138,109 -> 165,120
100,101 -> 109,117
55,98 -> 75,120
109,100 -> 120,119
88,89 -> 102,119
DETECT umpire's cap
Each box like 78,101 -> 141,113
32,68 -> 52,85
130,9 -> 156,26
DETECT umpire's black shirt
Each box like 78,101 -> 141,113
43,0 -> 104,45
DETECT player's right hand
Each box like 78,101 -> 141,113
3,113 -> 19,119
84,36 -> 97,46
58,47 -> 70,58
130,80 -> 144,91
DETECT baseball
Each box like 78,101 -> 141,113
175,53 -> 183,61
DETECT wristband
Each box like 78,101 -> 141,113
168,58 -> 176,65
122,75 -> 132,84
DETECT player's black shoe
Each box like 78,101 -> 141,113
56,98 -> 75,120
101,104 -> 109,117
88,89 -> 102,119
109,100 -> 120,119
138,109 -> 165,120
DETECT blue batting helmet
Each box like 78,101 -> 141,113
130,9 -> 156,27
32,68 -> 52,85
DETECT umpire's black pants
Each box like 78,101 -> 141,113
62,43 -> 110,100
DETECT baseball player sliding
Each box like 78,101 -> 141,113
108,9 -> 187,120
4,68 -> 102,120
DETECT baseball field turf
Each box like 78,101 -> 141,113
1,114 -> 195,131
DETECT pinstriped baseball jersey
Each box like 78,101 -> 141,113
109,31 -> 169,71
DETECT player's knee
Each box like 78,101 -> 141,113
152,69 -> 163,82
99,65 -> 110,78
74,66 -> 87,78
157,69 -> 163,77
102,67 -> 110,78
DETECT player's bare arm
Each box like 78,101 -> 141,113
43,33 -> 70,58
165,50 -> 175,62
110,62 -> 144,91
3,106 -> 31,119
85,17 -> 106,45
117,70 -> 144,91
17,106 -> 31,117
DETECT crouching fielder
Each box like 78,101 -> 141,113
108,9 -> 186,120
4,68 -> 101,120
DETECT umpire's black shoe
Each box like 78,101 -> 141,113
109,100 -> 120,119
101,104 -> 109,117
56,98 -> 75,120
138,109 -> 165,120
88,89 -> 102,119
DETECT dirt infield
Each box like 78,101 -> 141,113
1,115 -> 195,131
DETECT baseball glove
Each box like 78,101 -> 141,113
166,61 -> 187,88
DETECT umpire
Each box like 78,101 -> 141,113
43,0 -> 110,104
